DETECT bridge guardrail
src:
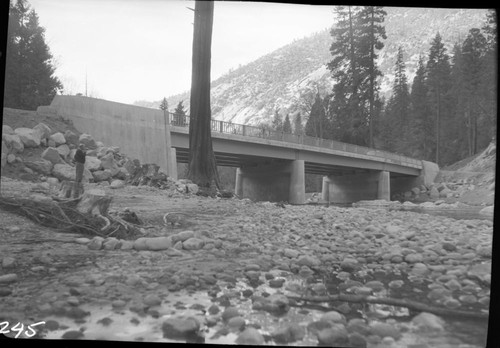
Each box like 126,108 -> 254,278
167,113 -> 422,168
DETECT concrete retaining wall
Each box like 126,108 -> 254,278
50,95 -> 175,177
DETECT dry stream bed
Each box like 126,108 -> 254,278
0,179 -> 492,347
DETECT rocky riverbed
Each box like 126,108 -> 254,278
0,177 -> 493,347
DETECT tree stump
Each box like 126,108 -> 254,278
59,180 -> 84,199
76,189 -> 112,216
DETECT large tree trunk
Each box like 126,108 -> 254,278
187,1 -> 220,189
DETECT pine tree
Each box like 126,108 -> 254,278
409,55 -> 432,160
357,6 -> 387,148
159,97 -> 169,111
305,93 -> 328,139
461,28 -> 488,156
272,108 -> 283,132
479,10 -> 497,143
174,100 -> 186,126
283,114 -> 292,134
382,46 -> 411,153
293,112 -> 303,135
426,32 -> 452,165
4,0 -> 62,110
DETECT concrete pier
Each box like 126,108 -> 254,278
235,160 -> 305,204
321,170 -> 391,204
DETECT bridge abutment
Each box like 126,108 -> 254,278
322,170 -> 390,204
235,160 -> 305,204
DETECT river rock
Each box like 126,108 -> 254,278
103,238 -> 121,250
227,316 -> 246,330
24,159 -> 53,175
3,134 -> 24,153
221,306 -> 240,321
42,147 -> 63,164
144,294 -> 162,307
79,133 -> 97,149
369,321 -> 401,340
235,327 -> 264,345
271,324 -> 305,343
410,263 -> 429,276
162,317 -> 200,340
412,312 -> 445,331
317,324 -> 349,346
84,156 -> 101,171
88,237 -> 104,250
56,144 -> 70,159
405,253 -> 423,263
93,170 -> 113,182
183,238 -> 205,250
283,248 -> 300,258
429,186 -> 440,199
172,230 -> 195,243
15,127 -> 41,147
2,125 -> 14,134
144,236 -> 172,251
320,311 -> 346,324
50,132 -> 66,146
110,179 -> 125,189
297,255 -> 321,268
0,274 -> 18,284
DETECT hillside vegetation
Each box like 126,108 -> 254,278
135,7 -> 488,127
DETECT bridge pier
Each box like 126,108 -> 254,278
321,170 -> 390,204
235,160 -> 305,204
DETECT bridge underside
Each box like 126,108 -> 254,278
174,147 -> 421,204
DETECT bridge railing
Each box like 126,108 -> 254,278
168,113 -> 421,167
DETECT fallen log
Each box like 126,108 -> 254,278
286,294 -> 489,320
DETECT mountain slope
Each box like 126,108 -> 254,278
135,7 -> 489,126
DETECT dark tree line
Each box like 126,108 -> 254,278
4,0 -> 62,110
301,7 -> 496,167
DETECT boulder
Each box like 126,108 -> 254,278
100,153 -> 119,175
235,327 -> 265,345
429,186 -> 440,199
110,179 -> 125,189
15,127 -> 41,147
64,130 -> 79,146
52,163 -> 92,182
79,133 -> 97,149
50,132 -> 66,146
92,170 -> 113,182
115,167 -> 129,180
24,159 -> 53,175
42,147 -> 63,164
182,238 -> 205,250
2,125 -> 14,134
84,156 -> 101,171
7,153 -> 16,164
144,237 -> 172,251
124,158 -> 141,176
33,123 -> 51,140
186,183 -> 199,194
3,134 -> 24,153
411,312 -> 445,331
56,144 -> 71,159
162,317 -> 200,340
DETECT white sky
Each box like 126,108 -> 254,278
26,0 -> 336,105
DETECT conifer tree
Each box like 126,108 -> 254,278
293,112 -> 303,135
409,55 -> 432,160
5,0 -> 62,110
283,114 -> 292,134
174,100 -> 187,126
272,108 -> 283,132
159,97 -> 169,111
426,32 -> 452,165
357,6 -> 387,147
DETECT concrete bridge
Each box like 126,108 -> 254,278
47,95 -> 438,204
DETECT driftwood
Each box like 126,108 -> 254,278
0,194 -> 143,240
287,294 -> 489,320
59,180 -> 84,199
